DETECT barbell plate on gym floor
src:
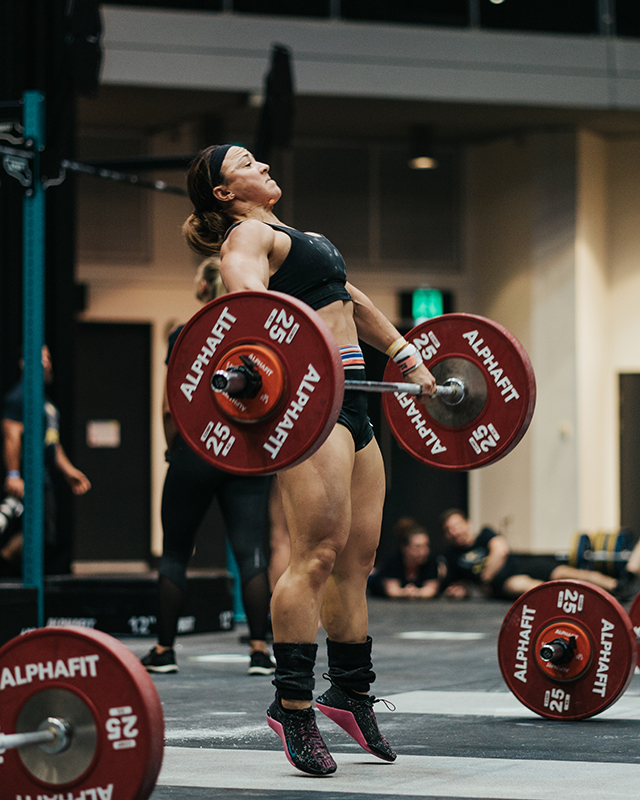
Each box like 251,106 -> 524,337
497,580 -> 636,720
589,532 -> 609,573
0,626 -> 164,800
568,532 -> 592,570
611,530 -> 634,578
382,314 -> 536,470
167,291 -> 344,475
599,532 -> 620,577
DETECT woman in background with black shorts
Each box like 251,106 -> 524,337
141,259 -> 275,677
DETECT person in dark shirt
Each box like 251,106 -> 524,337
2,345 -> 91,574
440,508 -> 620,600
369,517 -> 439,599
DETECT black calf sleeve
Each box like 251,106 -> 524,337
272,642 -> 318,701
326,636 -> 376,695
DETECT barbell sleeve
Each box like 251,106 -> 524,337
211,370 -> 247,394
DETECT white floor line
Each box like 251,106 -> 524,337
375,690 -> 640,720
162,691 -> 640,746
158,747 -> 640,798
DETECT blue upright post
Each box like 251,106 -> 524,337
226,542 -> 247,624
21,90 -> 46,627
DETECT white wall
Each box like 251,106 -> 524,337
609,140 -> 640,372
464,137 -> 534,551
575,131 -> 616,531
464,129 -> 640,553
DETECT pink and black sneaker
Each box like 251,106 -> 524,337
267,697 -> 337,775
315,684 -> 397,762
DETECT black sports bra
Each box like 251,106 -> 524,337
224,221 -> 352,310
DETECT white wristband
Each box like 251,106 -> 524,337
393,343 -> 423,376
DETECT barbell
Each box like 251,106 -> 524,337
0,626 -> 164,800
166,291 -> 537,474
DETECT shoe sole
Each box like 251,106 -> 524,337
143,664 -> 179,673
266,712 -> 337,776
315,702 -> 396,762
248,666 -> 275,675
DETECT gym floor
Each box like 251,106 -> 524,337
126,596 -> 640,800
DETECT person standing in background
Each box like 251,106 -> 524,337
140,259 -> 276,676
2,345 -> 91,575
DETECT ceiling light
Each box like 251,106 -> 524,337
408,126 -> 438,170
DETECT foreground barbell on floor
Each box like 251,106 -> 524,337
0,627 -> 164,800
166,291 -> 537,474
498,580 -> 637,720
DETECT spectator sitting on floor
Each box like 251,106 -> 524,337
440,508 -> 625,601
368,517 -> 440,599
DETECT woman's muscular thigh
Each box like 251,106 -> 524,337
278,424 -> 355,569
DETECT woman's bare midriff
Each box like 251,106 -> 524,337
315,299 -> 359,349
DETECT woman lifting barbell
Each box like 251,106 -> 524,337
182,144 -> 437,775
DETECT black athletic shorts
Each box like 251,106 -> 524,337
337,368 -> 375,452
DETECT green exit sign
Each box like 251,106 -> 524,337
412,289 -> 443,322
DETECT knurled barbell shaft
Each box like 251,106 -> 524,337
343,380 -> 460,401
0,729 -> 56,750
211,369 -> 464,403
